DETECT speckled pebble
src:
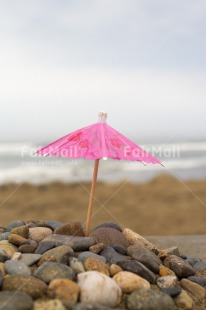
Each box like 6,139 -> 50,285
164,255 -> 196,278
113,271 -> 150,293
19,253 -> 42,266
84,257 -> 110,276
29,227 -> 53,242
90,227 -> 129,248
48,278 -> 79,305
6,221 -> 25,232
0,291 -> 33,310
34,262 -> 75,283
5,260 -> 31,276
157,276 -> 177,288
38,245 -> 73,265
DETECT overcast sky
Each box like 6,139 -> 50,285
0,0 -> 206,143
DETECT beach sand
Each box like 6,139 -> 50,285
0,174 -> 206,236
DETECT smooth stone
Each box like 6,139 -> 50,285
0,244 -> 18,258
84,257 -> 110,276
93,221 -> 122,232
187,275 -> 206,287
157,276 -> 177,288
193,261 -> 206,270
34,299 -> 66,310
54,220 -> 85,237
29,227 -> 53,242
161,287 -> 182,297
45,220 -> 64,230
113,271 -> 150,293
185,256 -> 200,267
174,290 -> 193,310
78,251 -> 106,263
90,227 -> 129,248
11,252 -> 21,260
100,247 -> 127,264
6,221 -> 25,232
41,234 -> 95,251
122,228 -> 159,254
0,262 -> 6,276
69,257 -> 85,274
127,288 -> 176,310
48,278 -> 79,305
3,275 -> 47,299
180,278 -> 206,301
89,243 -> 105,254
11,225 -> 29,238
159,265 -> 175,277
35,241 -> 55,254
117,260 -> 156,284
112,245 -> 127,255
127,244 -> 161,273
78,271 -> 122,307
164,255 -> 196,278
19,244 -> 37,253
0,249 -> 8,262
8,234 -> 28,246
72,303 -> 115,310
34,262 -> 75,283
5,260 -> 31,276
0,232 -> 10,240
110,264 -> 123,277
158,247 -> 180,259
0,291 -> 33,310
19,254 -> 42,266
38,245 -> 73,265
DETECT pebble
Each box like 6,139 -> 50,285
122,228 -> 159,254
29,227 -> 53,242
193,261 -> 206,270
11,225 -> 29,238
90,227 -> 129,248
19,254 -> 42,266
161,287 -> 182,297
0,243 -> 18,258
8,234 -> 28,246
112,245 -> 127,255
35,241 -> 55,254
54,220 -> 85,236
113,271 -> 150,293
0,232 -> 10,240
42,234 -> 95,251
0,262 -> 6,275
48,278 -> 79,305
34,262 -> 75,283
127,244 -> 161,273
127,288 -> 176,310
3,275 -> 47,299
158,247 -> 180,259
196,269 -> 206,280
93,221 -> 122,232
185,256 -> 200,267
6,221 -> 25,232
45,220 -> 64,230
180,278 -> 206,301
117,260 -> 157,284
84,257 -> 110,276
19,244 -> 37,253
174,289 -> 193,310
78,251 -> 106,263
5,260 -> 31,276
38,245 -> 74,265
89,242 -> 105,254
34,299 -> 66,310
77,271 -> 122,307
164,255 -> 196,278
159,265 -> 175,276
72,303 -> 115,310
0,291 -> 33,310
157,276 -> 177,288
69,257 -> 85,274
187,275 -> 206,287
11,252 -> 21,260
110,264 -> 123,277
100,247 -> 127,264
0,249 -> 8,262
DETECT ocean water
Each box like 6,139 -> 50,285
0,141 -> 206,184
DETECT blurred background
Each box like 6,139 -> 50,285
0,0 -> 206,234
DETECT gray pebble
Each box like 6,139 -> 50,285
78,251 -> 106,263
100,247 -> 127,264
193,261 -> 206,270
35,241 -> 55,254
69,257 -> 85,274
93,221 -> 122,232
6,221 -> 25,232
0,291 -> 33,310
187,275 -> 206,287
34,262 -> 75,283
0,249 -> 8,262
72,303 -> 115,310
5,260 -> 31,276
185,256 -> 201,267
0,232 -> 10,241
19,254 -> 42,266
161,287 -> 182,297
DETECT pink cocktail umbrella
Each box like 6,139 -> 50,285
36,112 -> 161,236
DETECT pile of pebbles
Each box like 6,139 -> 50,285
0,220 -> 206,310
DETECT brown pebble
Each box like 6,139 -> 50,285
110,264 -> 123,276
18,244 -> 37,253
8,234 -> 28,246
48,278 -> 79,305
180,278 -> 205,301
84,257 -> 110,276
159,265 -> 175,277
11,225 -> 29,238
89,243 -> 105,254
54,220 -> 85,237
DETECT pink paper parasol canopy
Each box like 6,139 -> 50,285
36,112 -> 161,235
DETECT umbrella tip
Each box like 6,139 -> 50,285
98,111 -> 108,123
